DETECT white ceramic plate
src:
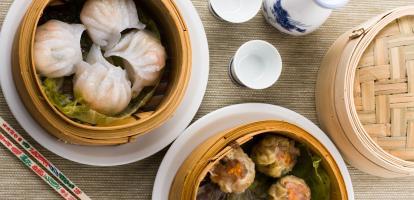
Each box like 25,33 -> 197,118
0,0 -> 209,166
153,103 -> 355,200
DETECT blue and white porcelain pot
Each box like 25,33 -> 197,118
263,0 -> 349,36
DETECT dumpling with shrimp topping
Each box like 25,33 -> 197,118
268,175 -> 311,200
251,135 -> 300,178
209,147 -> 255,194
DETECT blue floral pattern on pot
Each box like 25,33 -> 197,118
263,0 -> 345,36
273,0 -> 307,33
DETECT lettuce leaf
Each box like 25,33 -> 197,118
42,78 -> 156,125
290,145 -> 331,200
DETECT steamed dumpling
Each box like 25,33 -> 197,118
74,45 -> 132,116
80,0 -> 145,50
268,176 -> 311,200
34,20 -> 85,78
105,30 -> 167,98
251,135 -> 300,178
209,148 -> 255,194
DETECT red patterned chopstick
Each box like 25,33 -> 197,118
0,116 -> 91,200
0,131 -> 76,200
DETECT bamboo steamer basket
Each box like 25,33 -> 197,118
170,120 -> 348,200
316,6 -> 414,177
13,0 -> 191,145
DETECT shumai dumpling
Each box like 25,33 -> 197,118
80,0 -> 145,50
105,30 -> 167,98
74,45 -> 132,115
268,176 -> 311,200
251,135 -> 300,178
34,20 -> 85,78
209,147 -> 255,194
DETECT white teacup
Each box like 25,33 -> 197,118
229,40 -> 282,89
209,0 -> 263,23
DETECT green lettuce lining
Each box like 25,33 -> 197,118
42,78 -> 156,125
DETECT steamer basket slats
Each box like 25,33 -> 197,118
13,0 -> 192,145
355,18 -> 414,159
317,6 -> 414,177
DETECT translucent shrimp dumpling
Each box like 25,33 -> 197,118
105,30 -> 167,98
74,45 -> 132,116
80,0 -> 146,50
34,20 -> 85,78
209,147 -> 255,194
268,176 -> 311,200
251,135 -> 300,178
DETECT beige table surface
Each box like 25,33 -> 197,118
1,0 -> 414,199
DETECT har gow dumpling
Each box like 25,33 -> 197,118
34,20 -> 85,78
74,45 -> 132,116
105,30 -> 167,98
80,0 -> 145,50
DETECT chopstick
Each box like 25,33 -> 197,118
0,131 -> 76,200
0,116 -> 91,200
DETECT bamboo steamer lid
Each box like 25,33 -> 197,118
316,6 -> 414,177
13,0 -> 191,145
354,17 -> 414,161
170,120 -> 349,200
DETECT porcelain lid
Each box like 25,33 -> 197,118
314,0 -> 349,9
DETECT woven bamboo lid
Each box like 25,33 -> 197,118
354,16 -> 414,161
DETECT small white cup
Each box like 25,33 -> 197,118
209,0 -> 263,23
229,40 -> 282,90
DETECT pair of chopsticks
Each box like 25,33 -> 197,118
0,116 -> 91,200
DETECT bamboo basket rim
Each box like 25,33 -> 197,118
170,120 -> 348,200
14,0 -> 192,145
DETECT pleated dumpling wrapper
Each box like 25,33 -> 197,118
251,135 -> 300,178
34,20 -> 85,78
268,175 -> 311,200
209,147 -> 255,194
105,30 -> 167,98
74,45 -> 132,116
80,0 -> 146,50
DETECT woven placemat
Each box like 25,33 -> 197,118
1,0 -> 414,199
